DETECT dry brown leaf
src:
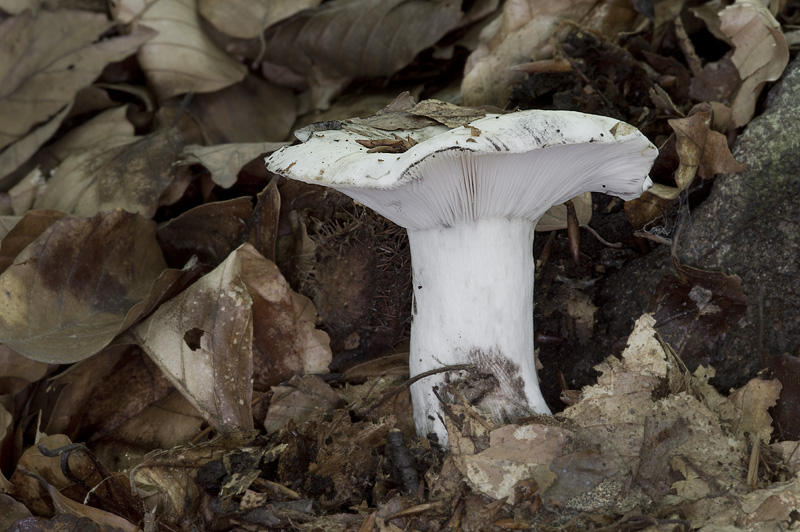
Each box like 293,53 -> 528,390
0,10 -> 154,181
188,75 -> 297,144
0,210 -> 166,363
130,434 -> 251,521
260,0 -> 465,110
264,375 -> 345,434
720,0 -> 789,127
727,378 -> 781,443
0,209 -> 66,274
157,197 -> 253,267
668,105 -> 746,189
241,247 -> 332,389
92,391 -> 205,472
130,245 -> 257,432
0,400 -> 11,443
0,345 -> 49,395
10,434 -> 76,515
43,483 -> 140,532
34,116 -> 201,217
199,0 -> 322,39
113,0 -> 247,101
180,142 -> 288,188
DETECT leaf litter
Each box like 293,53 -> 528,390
0,0 -> 799,530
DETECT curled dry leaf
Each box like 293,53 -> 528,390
0,210 -> 167,363
668,105 -> 746,190
260,0 -> 465,110
720,0 -> 789,127
199,0 -> 322,39
0,209 -> 66,274
0,9 -> 154,157
113,0 -> 247,100
180,142 -> 288,188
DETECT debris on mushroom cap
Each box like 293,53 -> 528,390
266,106 -> 657,231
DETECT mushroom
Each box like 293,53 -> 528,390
266,104 -> 657,445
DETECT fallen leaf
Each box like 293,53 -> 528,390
0,10 -> 153,153
260,0 -> 465,109
199,0 -> 322,39
34,114 -> 202,217
0,345 -> 49,395
720,0 -> 789,126
130,245 -> 256,432
113,0 -> 247,100
157,196 -> 253,268
188,75 -> 298,144
0,209 -> 67,274
180,142 -> 288,188
264,375 -> 345,434
0,210 -> 167,363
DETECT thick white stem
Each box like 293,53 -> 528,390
407,217 -> 551,444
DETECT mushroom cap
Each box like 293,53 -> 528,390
266,110 -> 657,230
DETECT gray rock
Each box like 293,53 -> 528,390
675,54 -> 800,382
599,55 -> 800,391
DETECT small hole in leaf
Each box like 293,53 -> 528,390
184,327 -> 205,351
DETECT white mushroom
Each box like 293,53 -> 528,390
266,107 -> 657,445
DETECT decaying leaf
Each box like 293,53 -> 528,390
260,0 -> 465,109
131,244 -> 331,432
113,0 -> 247,100
720,0 -> 789,127
0,210 -> 167,363
535,192 -> 592,232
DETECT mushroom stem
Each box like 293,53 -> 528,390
408,217 -> 550,444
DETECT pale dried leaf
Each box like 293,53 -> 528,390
0,210 -> 166,363
8,168 -> 45,215
720,0 -> 789,126
727,378 -> 781,443
35,119 -> 199,217
199,0 -> 322,39
0,401 -> 10,442
113,0 -> 247,100
180,142 -> 288,188
131,245 -> 256,432
535,192 -> 592,232
0,104 -> 71,188
261,0 -> 464,110
0,10 -> 153,152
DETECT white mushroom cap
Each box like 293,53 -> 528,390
266,110 -> 657,230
